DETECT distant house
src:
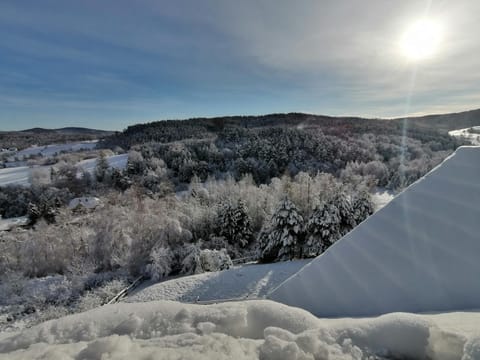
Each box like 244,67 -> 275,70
68,197 -> 101,210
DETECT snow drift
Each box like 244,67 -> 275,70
0,300 -> 479,359
269,146 -> 480,317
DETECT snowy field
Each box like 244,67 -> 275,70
449,127 -> 480,145
13,141 -> 98,159
0,299 -> 478,359
127,260 -> 311,303
0,154 -> 128,187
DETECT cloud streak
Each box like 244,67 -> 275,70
0,0 -> 479,129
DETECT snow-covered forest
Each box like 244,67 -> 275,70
0,114 -> 468,331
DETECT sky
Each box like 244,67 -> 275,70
1,0 -> 479,131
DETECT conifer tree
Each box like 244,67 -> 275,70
95,151 -> 109,182
303,201 -> 341,257
258,198 -> 304,262
352,191 -> 374,225
333,193 -> 355,236
219,200 -> 252,247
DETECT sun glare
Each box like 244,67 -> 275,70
401,19 -> 443,61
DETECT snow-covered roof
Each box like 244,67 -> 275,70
68,197 -> 101,209
269,146 -> 480,317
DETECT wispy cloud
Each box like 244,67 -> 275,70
1,0 -> 479,129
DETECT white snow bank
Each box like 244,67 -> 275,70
128,260 -> 311,303
0,300 -> 479,359
270,146 -> 480,317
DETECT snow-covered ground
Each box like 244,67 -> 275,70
0,154 -> 128,187
0,166 -> 33,187
77,154 -> 128,173
127,260 -> 311,303
449,127 -> 480,145
13,141 -> 98,160
370,188 -> 395,211
0,216 -> 28,231
0,299 -> 478,359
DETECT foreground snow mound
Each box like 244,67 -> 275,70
270,146 -> 480,317
0,300 -> 479,360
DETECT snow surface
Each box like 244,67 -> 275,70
0,154 -> 127,187
370,188 -> 394,211
128,260 -> 311,303
14,141 -> 98,159
449,127 -> 480,145
0,166 -> 32,187
76,154 -> 128,173
0,300 -> 479,359
269,146 -> 480,317
0,216 -> 28,231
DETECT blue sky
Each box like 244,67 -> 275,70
1,0 -> 479,130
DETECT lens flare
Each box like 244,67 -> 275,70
401,19 -> 443,61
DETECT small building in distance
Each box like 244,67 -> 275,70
68,197 -> 101,211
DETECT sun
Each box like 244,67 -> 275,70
401,19 -> 443,61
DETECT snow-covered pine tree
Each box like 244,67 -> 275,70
303,201 -> 341,257
219,202 -> 235,239
27,202 -> 41,225
95,151 -> 109,182
235,200 -> 253,246
351,191 -> 374,225
218,200 -> 252,247
258,198 -> 304,262
126,150 -> 146,175
333,192 -> 355,236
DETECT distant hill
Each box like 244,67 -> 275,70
100,108 -> 480,149
0,127 -> 114,151
18,127 -> 113,136
394,108 -> 480,132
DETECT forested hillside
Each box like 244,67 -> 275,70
395,108 -> 480,132
100,112 -> 463,190
0,111 -> 472,330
